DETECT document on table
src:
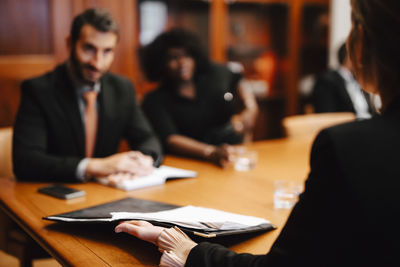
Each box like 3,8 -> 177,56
96,165 -> 197,191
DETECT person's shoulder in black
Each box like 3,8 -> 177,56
20,63 -> 68,95
311,69 -> 354,113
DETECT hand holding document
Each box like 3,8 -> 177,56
43,197 -> 275,238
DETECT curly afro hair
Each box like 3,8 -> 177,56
139,28 -> 210,82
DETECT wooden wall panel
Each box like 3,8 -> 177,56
0,0 -> 52,55
210,0 -> 227,62
51,0 -> 74,64
286,0 -> 302,115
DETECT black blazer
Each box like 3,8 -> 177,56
13,63 -> 162,182
186,99 -> 400,267
312,70 -> 371,114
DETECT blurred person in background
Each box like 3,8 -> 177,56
140,28 -> 258,168
312,42 -> 375,118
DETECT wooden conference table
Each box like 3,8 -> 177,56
0,137 -> 313,266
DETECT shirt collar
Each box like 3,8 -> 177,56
338,66 -> 355,83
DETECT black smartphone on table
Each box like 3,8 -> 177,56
38,184 -> 86,199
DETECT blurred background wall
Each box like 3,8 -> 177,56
0,0 -> 346,140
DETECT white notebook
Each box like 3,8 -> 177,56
97,165 -> 197,191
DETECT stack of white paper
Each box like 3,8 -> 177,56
111,206 -> 270,231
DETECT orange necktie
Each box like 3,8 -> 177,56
82,91 -> 98,157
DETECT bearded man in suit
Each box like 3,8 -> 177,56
13,8 -> 162,182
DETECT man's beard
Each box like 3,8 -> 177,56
70,47 -> 99,86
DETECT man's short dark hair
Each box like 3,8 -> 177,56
70,8 -> 119,45
337,43 -> 347,65
139,28 -> 210,82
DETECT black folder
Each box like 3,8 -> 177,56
43,197 -> 275,238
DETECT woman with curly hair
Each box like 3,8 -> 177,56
140,28 -> 258,167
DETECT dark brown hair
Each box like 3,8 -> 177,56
348,0 -> 400,109
70,8 -> 119,45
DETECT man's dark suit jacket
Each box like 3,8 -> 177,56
13,63 -> 162,182
186,99 -> 400,266
312,69 -> 372,114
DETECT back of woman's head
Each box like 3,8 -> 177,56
139,28 -> 210,82
349,0 -> 400,107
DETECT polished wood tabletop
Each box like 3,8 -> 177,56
0,137 -> 314,266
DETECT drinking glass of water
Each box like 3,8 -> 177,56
233,147 -> 258,171
273,180 -> 304,209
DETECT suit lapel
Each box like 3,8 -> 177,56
54,64 -> 85,156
